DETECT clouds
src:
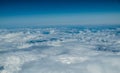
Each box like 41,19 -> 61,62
0,27 -> 120,73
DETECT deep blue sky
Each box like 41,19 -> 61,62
0,0 -> 120,26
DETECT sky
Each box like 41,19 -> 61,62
0,0 -> 120,26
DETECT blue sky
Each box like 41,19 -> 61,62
0,0 -> 120,26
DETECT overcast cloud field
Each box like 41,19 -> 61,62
0,25 -> 120,73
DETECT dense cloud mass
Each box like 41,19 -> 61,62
0,26 -> 120,73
